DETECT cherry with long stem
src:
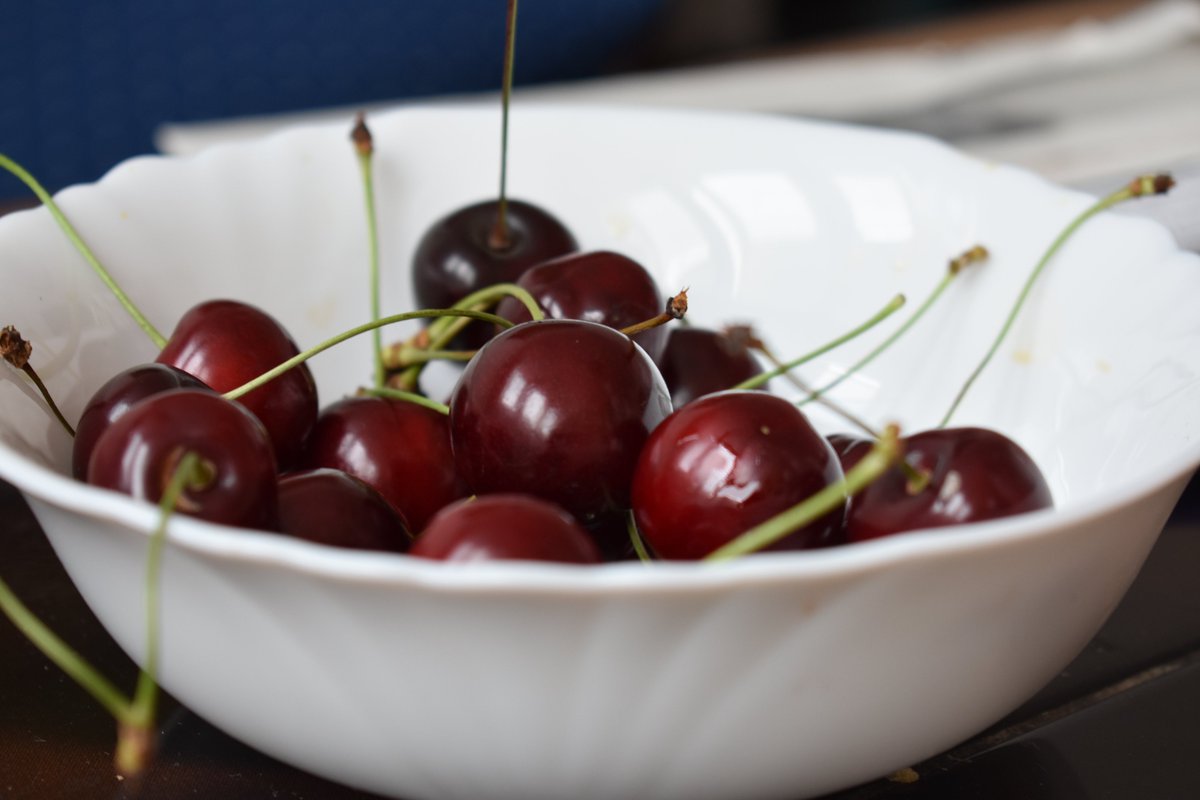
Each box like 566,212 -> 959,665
409,0 -> 575,350
0,154 -> 166,348
826,176 -> 1176,542
940,175 -> 1173,428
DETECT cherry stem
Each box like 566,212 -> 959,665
619,289 -> 689,337
385,282 -> 543,368
385,282 -> 544,391
706,424 -> 903,561
119,450 -> 205,777
0,154 -> 167,349
351,114 -> 385,390
443,280 -> 545,329
939,174 -> 1174,428
0,450 -> 202,778
488,0 -> 519,252
1,326 -> 75,437
0,574 -> 133,722
626,511 -> 652,563
799,245 -> 987,409
225,308 -> 511,401
725,324 -> 879,438
360,386 -> 450,416
388,347 -> 478,367
733,293 -> 906,391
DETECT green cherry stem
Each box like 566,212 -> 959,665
0,576 -> 132,721
489,0 -> 519,251
118,450 -> 207,776
939,173 -> 1175,428
724,324 -> 880,438
384,282 -> 544,390
387,348 -> 478,367
0,450 -> 204,778
351,114 -> 385,390
430,281 -> 545,340
225,308 -> 511,401
799,245 -> 987,409
385,281 -> 544,369
627,511 -> 653,564
732,293 -> 906,391
706,424 -> 903,561
360,386 -> 451,416
0,154 -> 167,349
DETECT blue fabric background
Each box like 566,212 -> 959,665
0,2 -> 663,197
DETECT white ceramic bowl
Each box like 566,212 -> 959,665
1,106 -> 1198,800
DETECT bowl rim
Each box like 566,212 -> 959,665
3,103 -> 1199,594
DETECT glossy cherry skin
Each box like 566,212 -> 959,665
843,426 -> 1053,543
72,363 -> 208,479
157,299 -> 318,469
303,396 -> 468,532
494,250 -> 668,362
657,327 -> 764,407
276,469 -> 410,552
412,199 -> 577,349
450,319 -> 672,520
411,494 -> 601,564
632,390 -> 845,560
86,389 -> 279,530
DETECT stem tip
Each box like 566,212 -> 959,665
351,112 -> 373,157
667,288 -> 689,320
0,325 -> 32,369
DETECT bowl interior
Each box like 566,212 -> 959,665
1,105 -> 1199,523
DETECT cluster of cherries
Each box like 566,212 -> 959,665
61,175 -> 1054,565
54,0 -> 1064,563
35,0 -> 1094,566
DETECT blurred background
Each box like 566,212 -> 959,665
3,0 -> 1199,218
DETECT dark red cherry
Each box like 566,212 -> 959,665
276,469 -> 410,552
87,389 -> 279,530
411,200 -> 577,349
450,319 -> 672,520
303,395 -> 468,532
494,250 -> 668,362
844,426 -> 1053,543
72,363 -> 208,479
411,495 -> 601,564
632,390 -> 845,560
157,299 -> 318,469
658,327 -> 764,407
